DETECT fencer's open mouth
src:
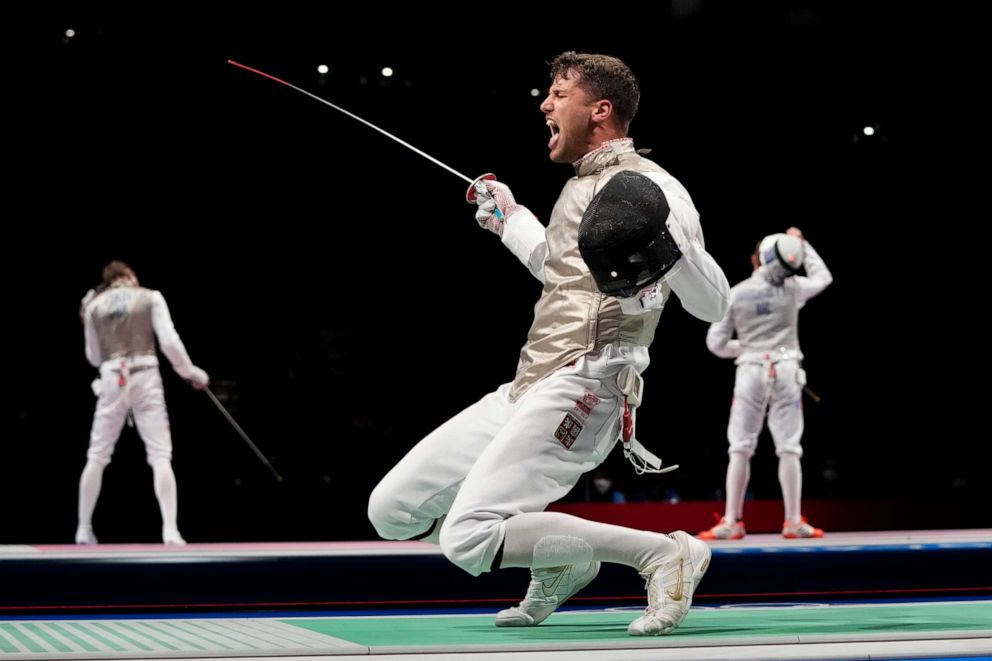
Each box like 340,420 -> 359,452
547,119 -> 560,150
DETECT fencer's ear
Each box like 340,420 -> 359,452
591,99 -> 613,124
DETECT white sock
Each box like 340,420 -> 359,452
778,453 -> 802,524
725,452 -> 750,523
151,459 -> 180,534
77,460 -> 105,532
500,511 -> 676,572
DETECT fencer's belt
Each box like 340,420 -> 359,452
100,355 -> 159,372
102,364 -> 155,386
108,364 -> 153,373
735,348 -> 801,366
100,356 -> 158,387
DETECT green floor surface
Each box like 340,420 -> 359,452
287,601 -> 992,646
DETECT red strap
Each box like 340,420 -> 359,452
622,398 -> 633,445
763,353 -> 777,379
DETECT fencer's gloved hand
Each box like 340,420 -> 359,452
187,366 -> 210,391
472,180 -> 526,237
79,288 -> 97,321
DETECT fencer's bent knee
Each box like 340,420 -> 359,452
367,483 -> 400,539
84,453 -> 112,468
85,448 -> 114,467
367,482 -> 426,540
438,514 -> 502,576
144,448 -> 172,466
727,444 -> 756,459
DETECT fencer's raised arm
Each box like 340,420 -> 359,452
657,196 -> 730,323
575,169 -> 728,320
706,310 -> 741,358
793,240 -> 832,306
472,179 -> 548,283
151,292 -> 209,388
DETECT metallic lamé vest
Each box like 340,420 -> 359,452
91,286 -> 157,360
510,140 -> 667,400
730,273 -> 802,355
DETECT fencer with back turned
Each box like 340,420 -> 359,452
77,261 -> 209,545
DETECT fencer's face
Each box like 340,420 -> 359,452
540,72 -> 596,163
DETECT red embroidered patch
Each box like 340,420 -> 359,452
582,391 -> 600,408
554,413 -> 584,448
572,389 -> 600,419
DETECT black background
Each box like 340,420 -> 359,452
4,3 -> 985,543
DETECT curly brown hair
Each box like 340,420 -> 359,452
102,260 -> 134,287
549,52 -> 640,130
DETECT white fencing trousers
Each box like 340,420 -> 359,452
368,343 -> 647,576
87,366 -> 174,466
727,359 -> 804,458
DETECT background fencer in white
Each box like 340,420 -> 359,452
368,52 -> 730,637
701,228 -> 832,540
77,261 -> 209,546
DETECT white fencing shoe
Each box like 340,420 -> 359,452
495,561 -> 601,627
75,526 -> 98,545
162,527 -> 187,545
698,516 -> 746,540
628,531 -> 711,636
782,517 -> 824,539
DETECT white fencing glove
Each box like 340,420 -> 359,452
187,366 -> 210,390
80,288 -> 97,321
468,175 -> 526,237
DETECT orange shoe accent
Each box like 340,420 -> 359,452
698,514 -> 746,540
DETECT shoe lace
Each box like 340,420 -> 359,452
640,560 -> 678,617
640,567 -> 661,616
